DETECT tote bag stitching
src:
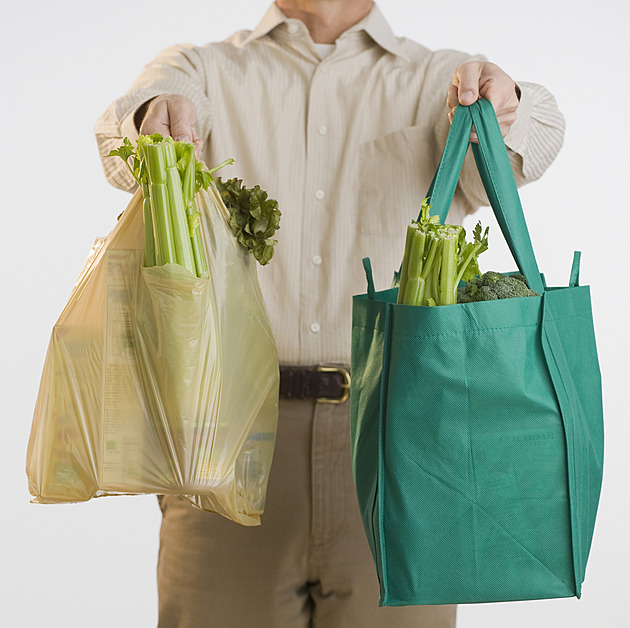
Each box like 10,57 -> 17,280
352,312 -> 588,337
540,311 -> 581,593
386,310 -> 591,341
471,119 -> 519,272
377,302 -> 394,601
389,322 -> 539,341
464,346 -> 479,583
543,332 -> 581,594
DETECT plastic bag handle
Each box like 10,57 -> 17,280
422,100 -> 544,295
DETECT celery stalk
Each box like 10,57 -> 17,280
396,198 -> 488,307
166,167 -> 196,274
402,229 -> 427,305
143,143 -> 178,266
163,143 -> 196,275
142,181 -> 156,268
405,276 -> 426,307
398,224 -> 417,304
181,146 -> 208,277
426,239 -> 442,306
108,135 -> 235,276
149,182 -> 176,265
143,142 -> 167,185
439,229 -> 460,306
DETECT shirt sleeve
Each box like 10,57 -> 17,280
94,43 -> 213,192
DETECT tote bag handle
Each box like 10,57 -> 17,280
424,99 -> 545,295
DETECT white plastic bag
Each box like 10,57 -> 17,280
27,185 -> 279,526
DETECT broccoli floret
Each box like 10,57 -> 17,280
457,271 -> 540,303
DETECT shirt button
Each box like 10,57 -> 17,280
315,189 -> 325,200
310,322 -> 321,333
318,125 -> 328,136
312,255 -> 322,265
287,23 -> 299,34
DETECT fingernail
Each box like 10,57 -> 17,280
460,90 -> 475,104
174,135 -> 192,143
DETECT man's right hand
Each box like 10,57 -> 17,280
138,94 -> 203,156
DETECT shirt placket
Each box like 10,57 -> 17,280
300,60 -> 332,365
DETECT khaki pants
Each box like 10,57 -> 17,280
157,398 -> 457,627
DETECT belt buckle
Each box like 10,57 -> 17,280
316,365 -> 351,404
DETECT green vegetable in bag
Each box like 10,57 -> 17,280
397,198 -> 489,306
457,271 -> 540,302
109,136 -> 281,269
109,135 -> 233,276
214,177 -> 282,266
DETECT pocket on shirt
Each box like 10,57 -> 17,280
358,124 -> 437,236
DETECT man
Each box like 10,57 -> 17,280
96,1 -> 565,626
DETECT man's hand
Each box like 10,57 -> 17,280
138,94 -> 204,156
447,61 -> 520,140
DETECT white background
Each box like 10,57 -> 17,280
1,1 -> 627,626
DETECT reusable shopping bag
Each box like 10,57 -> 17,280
350,99 -> 604,604
27,184 -> 279,526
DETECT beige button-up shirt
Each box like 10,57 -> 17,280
95,2 -> 565,366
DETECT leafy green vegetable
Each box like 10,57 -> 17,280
108,135 -> 233,276
397,198 -> 489,306
457,271 -> 540,302
214,177 -> 281,266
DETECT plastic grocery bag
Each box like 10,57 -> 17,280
27,185 -> 279,526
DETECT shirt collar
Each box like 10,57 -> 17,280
241,2 -> 287,46
345,3 -> 409,60
241,2 -> 409,61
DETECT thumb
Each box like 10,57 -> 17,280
453,61 -> 483,105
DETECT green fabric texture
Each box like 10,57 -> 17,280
350,100 -> 604,606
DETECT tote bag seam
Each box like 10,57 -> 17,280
541,313 -> 582,594
353,313 -> 588,337
377,303 -> 394,602
383,311 -> 590,341
389,322 -> 539,340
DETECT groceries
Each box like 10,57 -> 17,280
27,138 -> 281,525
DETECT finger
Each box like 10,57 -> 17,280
453,61 -> 482,105
496,110 -> 517,128
140,99 -> 171,136
191,128 -> 204,160
479,74 -> 519,116
169,99 -> 197,144
447,83 -> 459,111
193,138 -> 204,160
495,110 -> 518,137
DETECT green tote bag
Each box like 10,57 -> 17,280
350,99 -> 604,606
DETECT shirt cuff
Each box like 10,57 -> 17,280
119,94 -> 165,141
503,83 -> 533,155
119,102 -> 146,142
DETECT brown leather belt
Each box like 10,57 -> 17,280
279,365 -> 351,404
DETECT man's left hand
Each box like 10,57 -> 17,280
448,61 -> 520,140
